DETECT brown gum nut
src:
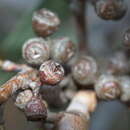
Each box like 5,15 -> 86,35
95,74 -> 121,100
32,8 -> 60,37
95,0 -> 127,20
22,37 -> 50,65
15,89 -> 33,110
39,60 -> 64,85
25,96 -> 48,121
51,37 -> 76,63
72,56 -> 98,85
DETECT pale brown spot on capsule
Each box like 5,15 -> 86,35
39,60 -> 64,85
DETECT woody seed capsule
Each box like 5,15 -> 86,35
15,89 -> 33,110
51,37 -> 76,63
72,56 -> 98,85
95,74 -> 121,100
94,0 -> 127,20
22,37 -> 50,65
25,96 -> 48,121
39,60 -> 64,85
32,8 -> 60,37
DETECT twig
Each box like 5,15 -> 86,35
69,0 -> 87,52
46,112 -> 63,123
0,69 -> 41,104
0,59 -> 31,72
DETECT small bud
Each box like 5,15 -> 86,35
72,56 -> 98,85
123,28 -> 130,48
94,0 -> 127,20
51,37 -> 76,63
24,96 -> 47,121
32,8 -> 60,37
39,60 -> 64,85
15,90 -> 33,110
22,37 -> 50,65
95,74 -> 121,100
107,51 -> 129,75
118,76 -> 130,102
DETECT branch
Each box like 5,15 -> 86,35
0,59 -> 31,72
69,0 -> 87,52
0,69 -> 41,104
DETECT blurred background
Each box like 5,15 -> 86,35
0,0 -> 130,130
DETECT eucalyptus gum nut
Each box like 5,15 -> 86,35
107,51 -> 129,75
25,96 -> 48,121
72,56 -> 98,85
118,76 -> 130,102
51,37 -> 76,63
22,37 -> 50,65
95,74 -> 121,100
15,90 -> 33,110
95,0 -> 127,20
39,60 -> 64,85
32,8 -> 60,37
54,112 -> 88,130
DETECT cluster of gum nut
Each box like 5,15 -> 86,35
0,1 -> 130,129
